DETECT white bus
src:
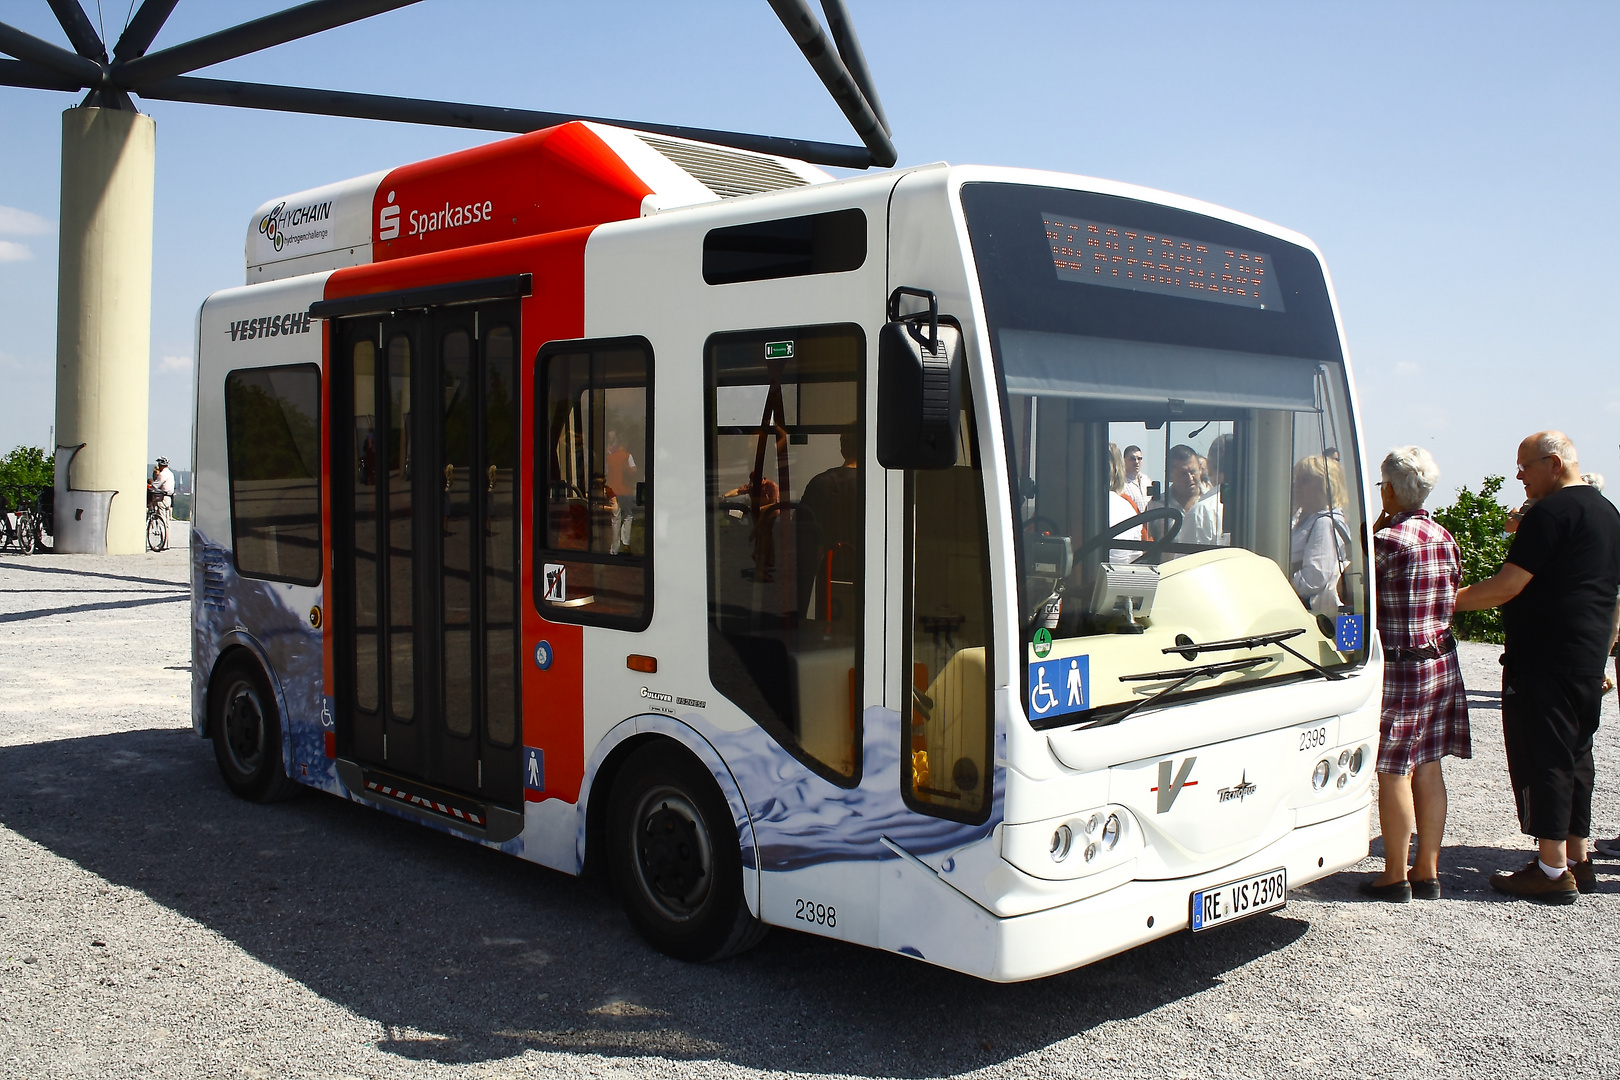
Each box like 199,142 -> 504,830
191,120 -> 1377,981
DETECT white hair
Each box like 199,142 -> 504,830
1381,445 -> 1440,511
1533,430 -> 1578,467
1582,472 -> 1605,492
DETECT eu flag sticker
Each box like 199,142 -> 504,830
1335,614 -> 1364,652
1028,655 -> 1089,723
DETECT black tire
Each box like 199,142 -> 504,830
146,514 -> 167,552
210,655 -> 299,803
15,513 -> 34,555
607,743 -> 766,962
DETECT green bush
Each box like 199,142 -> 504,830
1430,475 -> 1511,644
0,445 -> 53,511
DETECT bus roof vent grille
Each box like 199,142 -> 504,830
637,134 -> 810,198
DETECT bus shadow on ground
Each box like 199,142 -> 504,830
4,727 -> 1313,1075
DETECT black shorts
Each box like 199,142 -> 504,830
1501,664 -> 1602,840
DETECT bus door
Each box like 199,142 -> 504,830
332,301 -> 523,810
891,339 -> 996,828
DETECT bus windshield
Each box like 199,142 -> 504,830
961,182 -> 1369,725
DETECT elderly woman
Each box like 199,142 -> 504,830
1290,453 -> 1351,614
1360,446 -> 1471,902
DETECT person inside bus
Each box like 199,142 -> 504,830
1147,444 -> 1221,551
795,426 -> 861,620
723,469 -> 781,584
588,472 -> 618,552
1290,452 -> 1351,614
1106,442 -> 1145,564
1360,446 -> 1471,902
604,429 -> 638,555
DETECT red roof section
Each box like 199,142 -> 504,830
370,122 -> 654,263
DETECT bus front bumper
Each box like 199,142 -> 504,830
907,798 -> 1371,983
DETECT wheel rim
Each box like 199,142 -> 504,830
630,784 -> 714,922
221,678 -> 267,775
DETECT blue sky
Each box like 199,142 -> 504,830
1,1 -> 1616,502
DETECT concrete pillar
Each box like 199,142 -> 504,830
54,106 -> 156,555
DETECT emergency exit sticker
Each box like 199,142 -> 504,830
764,341 -> 794,359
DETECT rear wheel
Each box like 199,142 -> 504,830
15,513 -> 33,555
607,743 -> 765,962
146,513 -> 167,552
210,655 -> 299,802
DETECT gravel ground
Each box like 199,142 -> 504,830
2,539 -> 1619,1080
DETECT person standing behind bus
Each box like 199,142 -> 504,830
1455,431 -> 1620,902
1147,444 -> 1220,548
604,429 -> 638,555
1359,446 -> 1470,902
152,457 -> 176,521
1122,444 -> 1150,511
1105,442 -> 1145,564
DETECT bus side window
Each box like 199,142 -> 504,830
533,339 -> 652,630
223,363 -> 322,585
704,324 -> 864,785
904,403 -> 993,822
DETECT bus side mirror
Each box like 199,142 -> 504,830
877,287 -> 962,470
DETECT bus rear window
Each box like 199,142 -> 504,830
223,364 -> 322,584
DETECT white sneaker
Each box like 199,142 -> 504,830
1595,835 -> 1620,859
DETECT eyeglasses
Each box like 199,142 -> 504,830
1515,455 -> 1553,476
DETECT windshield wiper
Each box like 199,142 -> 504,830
1162,627 -> 1346,682
1079,656 -> 1272,729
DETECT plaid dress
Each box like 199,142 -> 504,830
1374,510 -> 1471,773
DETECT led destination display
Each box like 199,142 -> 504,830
1043,214 -> 1285,311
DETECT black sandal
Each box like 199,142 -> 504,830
1358,878 -> 1412,902
1408,877 -> 1442,900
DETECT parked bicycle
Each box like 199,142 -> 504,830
0,493 -> 38,555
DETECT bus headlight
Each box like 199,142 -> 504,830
1004,805 -> 1141,881
1338,749 -> 1351,769
1312,760 -> 1331,790
1349,747 -> 1365,775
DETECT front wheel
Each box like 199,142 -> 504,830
210,656 -> 299,803
14,513 -> 33,555
607,743 -> 765,962
146,513 -> 167,552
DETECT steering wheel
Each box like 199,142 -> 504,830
1023,515 -> 1063,538
1073,506 -> 1185,565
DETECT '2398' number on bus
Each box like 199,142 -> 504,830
795,899 -> 835,927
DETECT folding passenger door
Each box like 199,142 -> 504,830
331,300 -> 522,812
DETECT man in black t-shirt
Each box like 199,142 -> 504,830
795,427 -> 862,623
1456,431 -> 1620,903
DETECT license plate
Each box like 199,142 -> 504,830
1190,867 -> 1286,931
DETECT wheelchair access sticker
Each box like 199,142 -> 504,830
1029,655 -> 1089,722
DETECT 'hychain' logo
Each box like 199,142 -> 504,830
259,199 -> 333,252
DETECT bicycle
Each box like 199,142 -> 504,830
0,496 -> 35,555
146,485 -> 170,552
